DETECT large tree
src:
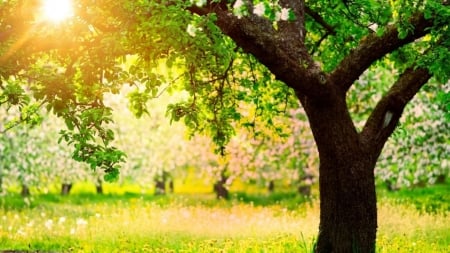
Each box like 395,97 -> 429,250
1,0 -> 449,252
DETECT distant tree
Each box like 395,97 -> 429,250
0,108 -> 91,195
1,1 -> 448,252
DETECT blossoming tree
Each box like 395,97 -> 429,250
1,0 -> 448,252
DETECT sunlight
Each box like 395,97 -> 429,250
41,0 -> 74,23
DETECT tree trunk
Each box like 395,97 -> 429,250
435,174 -> 446,184
213,180 -> 229,199
168,180 -> 174,193
315,155 -> 377,253
154,179 -> 166,195
21,184 -> 30,197
61,183 -> 73,195
298,185 -> 311,196
213,170 -> 229,199
299,94 -> 378,253
96,180 -> 103,194
298,174 -> 314,197
267,180 -> 275,193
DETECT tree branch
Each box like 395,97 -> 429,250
190,0 -> 333,101
360,66 -> 431,160
305,6 -> 336,35
330,12 -> 433,93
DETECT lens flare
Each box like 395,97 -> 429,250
41,0 -> 73,23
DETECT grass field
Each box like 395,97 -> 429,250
0,183 -> 448,252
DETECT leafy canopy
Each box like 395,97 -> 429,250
0,0 -> 448,180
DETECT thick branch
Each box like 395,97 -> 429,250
360,67 -> 431,160
330,12 -> 433,93
190,1 -> 333,101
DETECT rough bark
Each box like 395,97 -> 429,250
299,91 -> 377,252
315,156 -> 377,253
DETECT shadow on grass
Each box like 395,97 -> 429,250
0,190 -> 315,211
1,183 -> 448,213
231,191 -> 314,210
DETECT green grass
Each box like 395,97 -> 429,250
0,183 -> 448,252
377,183 -> 450,213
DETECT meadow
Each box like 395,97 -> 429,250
0,183 -> 448,253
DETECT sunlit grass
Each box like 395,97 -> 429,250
377,202 -> 449,252
0,184 -> 448,252
0,195 -> 318,252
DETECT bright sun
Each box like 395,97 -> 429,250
41,0 -> 74,23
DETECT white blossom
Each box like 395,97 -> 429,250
233,0 -> 244,9
280,8 -> 290,21
369,23 -> 378,31
253,3 -> 265,16
187,24 -> 200,37
191,0 -> 206,7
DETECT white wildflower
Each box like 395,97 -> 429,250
17,228 -> 26,236
70,228 -> 76,235
253,3 -> 265,16
58,217 -> 66,224
44,219 -> 53,230
76,218 -> 88,226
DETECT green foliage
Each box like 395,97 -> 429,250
0,0 -> 448,186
